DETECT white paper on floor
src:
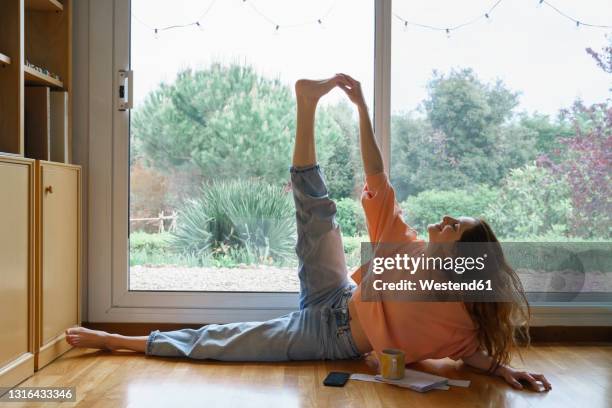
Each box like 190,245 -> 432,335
350,373 -> 379,382
350,369 -> 470,393
448,379 -> 471,387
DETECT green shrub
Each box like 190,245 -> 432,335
171,179 -> 296,265
169,199 -> 214,256
335,198 -> 366,237
225,181 -> 296,264
484,164 -> 571,239
401,186 -> 499,234
129,232 -> 208,266
129,249 -> 204,267
343,235 -> 369,268
129,231 -> 173,253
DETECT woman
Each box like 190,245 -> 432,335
67,74 -> 551,391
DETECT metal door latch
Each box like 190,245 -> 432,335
117,69 -> 133,111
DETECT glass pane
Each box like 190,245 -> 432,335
390,1 -> 611,297
129,0 -> 374,291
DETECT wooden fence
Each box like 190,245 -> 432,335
130,210 -> 178,233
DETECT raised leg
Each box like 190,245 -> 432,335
291,77 -> 351,309
292,77 -> 340,167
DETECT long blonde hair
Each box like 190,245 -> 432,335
458,219 -> 530,372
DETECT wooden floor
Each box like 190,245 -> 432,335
3,344 -> 611,407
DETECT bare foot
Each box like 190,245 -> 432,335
65,327 -> 115,350
295,76 -> 340,100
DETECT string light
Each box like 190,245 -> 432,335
134,0 -> 611,38
135,0 -> 338,37
393,0 -> 504,38
245,0 -> 338,31
132,0 -> 217,37
393,0 -> 611,38
538,0 -> 611,29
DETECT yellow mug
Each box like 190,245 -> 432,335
380,349 -> 405,380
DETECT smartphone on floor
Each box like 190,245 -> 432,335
323,372 -> 351,387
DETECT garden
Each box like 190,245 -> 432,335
128,40 -> 611,292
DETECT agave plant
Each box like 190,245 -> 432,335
171,178 -> 296,265
225,181 -> 296,262
169,198 -> 213,257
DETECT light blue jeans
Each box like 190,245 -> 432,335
146,164 -> 362,361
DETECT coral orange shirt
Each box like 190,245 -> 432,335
350,172 -> 479,363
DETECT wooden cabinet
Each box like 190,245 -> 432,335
35,161 -> 80,369
0,158 -> 81,387
0,156 -> 35,389
0,0 -> 78,387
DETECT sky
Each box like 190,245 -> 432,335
130,0 -> 611,118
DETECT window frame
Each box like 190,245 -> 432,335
84,0 -> 611,324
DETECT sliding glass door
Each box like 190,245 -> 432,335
389,0 -> 611,303
127,0 -> 374,292
87,0 -> 609,323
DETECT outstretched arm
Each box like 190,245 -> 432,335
337,74 -> 384,176
337,73 -> 418,244
462,349 -> 552,392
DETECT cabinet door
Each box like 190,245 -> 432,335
0,158 -> 34,388
39,163 -> 79,365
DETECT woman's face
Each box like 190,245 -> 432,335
427,215 -> 479,243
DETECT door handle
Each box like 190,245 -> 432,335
45,185 -> 53,194
118,69 -> 134,111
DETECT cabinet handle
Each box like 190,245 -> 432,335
45,185 -> 53,194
